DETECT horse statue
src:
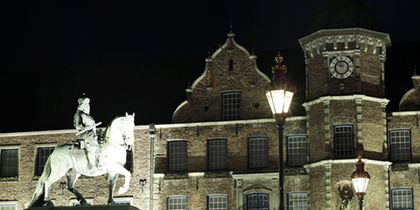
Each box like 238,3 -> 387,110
26,113 -> 135,208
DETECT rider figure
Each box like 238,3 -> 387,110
74,95 -> 100,170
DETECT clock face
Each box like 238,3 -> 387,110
329,56 -> 354,79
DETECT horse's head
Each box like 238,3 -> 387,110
105,112 -> 135,150
120,112 -> 135,148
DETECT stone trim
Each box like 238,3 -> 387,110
303,95 -> 389,108
323,100 -> 331,152
391,110 -> 420,116
324,163 -> 332,209
155,118 -> 275,129
285,116 -> 307,122
0,119 -> 276,137
304,159 -> 392,169
384,165 -> 390,209
355,98 -> 363,145
232,172 -> 278,179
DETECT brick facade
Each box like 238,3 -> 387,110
1,27 -> 420,210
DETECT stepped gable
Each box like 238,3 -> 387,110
172,31 -> 272,123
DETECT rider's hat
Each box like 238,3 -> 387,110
78,93 -> 90,105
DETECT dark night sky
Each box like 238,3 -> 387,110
1,0 -> 420,132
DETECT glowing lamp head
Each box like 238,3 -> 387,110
266,89 -> 294,114
351,157 -> 370,198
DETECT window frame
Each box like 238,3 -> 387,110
333,125 -> 355,159
207,138 -> 228,171
248,137 -> 268,169
34,145 -> 55,177
286,134 -> 308,167
167,195 -> 187,210
287,192 -> 309,210
391,188 -> 414,210
221,91 -> 242,121
208,194 -> 228,210
0,146 -> 19,180
388,129 -> 412,162
167,140 -> 188,172
246,193 -> 269,210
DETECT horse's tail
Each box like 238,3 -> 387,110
26,157 -> 52,208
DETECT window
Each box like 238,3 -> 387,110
221,91 -> 241,120
333,125 -> 354,158
287,135 -> 307,166
0,201 -> 17,210
391,188 -> 413,210
208,194 -> 227,210
35,147 -> 54,176
247,193 -> 269,210
124,149 -> 133,172
168,141 -> 187,172
167,195 -> 186,210
208,139 -> 227,170
0,148 -> 18,178
389,129 -> 411,161
228,59 -> 234,71
248,137 -> 268,169
288,192 -> 309,210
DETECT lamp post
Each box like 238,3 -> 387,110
266,52 -> 294,210
351,156 -> 370,210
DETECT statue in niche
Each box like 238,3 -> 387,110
336,180 -> 354,210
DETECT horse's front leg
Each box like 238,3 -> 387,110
107,163 -> 131,195
107,173 -> 118,205
114,164 -> 131,195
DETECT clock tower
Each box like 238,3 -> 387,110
295,1 -> 393,209
299,28 -> 391,100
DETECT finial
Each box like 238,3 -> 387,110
207,47 -> 212,58
271,51 -> 288,89
274,51 -> 284,65
414,65 -> 418,76
229,15 -> 233,33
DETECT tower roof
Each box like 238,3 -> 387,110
309,0 -> 380,33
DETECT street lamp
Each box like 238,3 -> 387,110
266,52 -> 294,210
351,156 -> 370,210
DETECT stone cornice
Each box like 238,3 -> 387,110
304,159 -> 392,169
231,172 -> 278,179
391,111 -> 420,117
285,116 -> 307,122
298,28 -> 391,59
302,95 -> 389,108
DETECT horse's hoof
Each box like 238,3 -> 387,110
44,200 -> 55,207
80,199 -> 88,206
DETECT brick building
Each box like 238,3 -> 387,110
1,2 -> 420,210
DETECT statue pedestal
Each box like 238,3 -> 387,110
27,205 -> 140,210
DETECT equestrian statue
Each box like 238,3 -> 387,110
26,95 -> 135,208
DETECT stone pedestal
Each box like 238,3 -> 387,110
27,205 -> 140,210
